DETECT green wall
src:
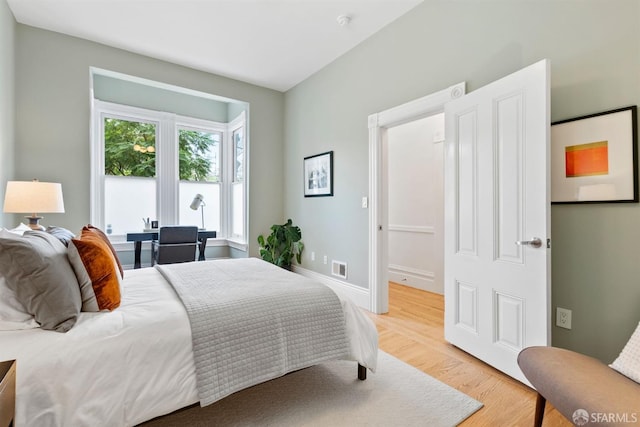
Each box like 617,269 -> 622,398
284,0 -> 640,362
0,0 -> 14,227
93,74 -> 236,123
14,24 -> 284,259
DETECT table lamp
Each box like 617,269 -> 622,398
190,193 -> 205,230
3,180 -> 65,230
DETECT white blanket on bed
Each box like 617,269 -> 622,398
156,258 -> 350,406
0,259 -> 378,427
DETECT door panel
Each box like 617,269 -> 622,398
456,109 -> 478,256
444,59 -> 550,385
456,281 -> 478,333
495,291 -> 524,351
496,93 -> 524,263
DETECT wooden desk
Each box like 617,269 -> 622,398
126,230 -> 216,269
0,360 -> 15,427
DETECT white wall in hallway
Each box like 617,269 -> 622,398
387,113 -> 444,294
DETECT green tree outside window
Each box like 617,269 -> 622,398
104,118 -> 218,181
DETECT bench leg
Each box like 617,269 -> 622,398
534,393 -> 546,427
357,364 -> 367,380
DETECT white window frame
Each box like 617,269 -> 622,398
91,100 -> 247,248
227,111 -> 247,242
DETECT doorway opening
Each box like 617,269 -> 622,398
367,82 -> 465,314
385,114 -> 445,295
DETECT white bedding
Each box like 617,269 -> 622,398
0,263 -> 378,427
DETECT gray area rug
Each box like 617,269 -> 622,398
141,351 -> 483,427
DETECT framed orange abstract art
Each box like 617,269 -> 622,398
551,106 -> 638,203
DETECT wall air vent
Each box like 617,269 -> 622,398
331,260 -> 347,280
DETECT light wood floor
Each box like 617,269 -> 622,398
365,282 -> 572,427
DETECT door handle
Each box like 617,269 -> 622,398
515,237 -> 542,248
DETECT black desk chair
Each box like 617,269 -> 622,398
151,226 -> 198,265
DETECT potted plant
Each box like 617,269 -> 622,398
257,219 -> 304,269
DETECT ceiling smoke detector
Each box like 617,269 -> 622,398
336,15 -> 351,27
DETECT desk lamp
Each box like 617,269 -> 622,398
190,193 -> 205,230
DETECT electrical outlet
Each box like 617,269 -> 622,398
361,197 -> 368,209
323,255 -> 328,265
556,307 -> 572,330
311,252 -> 315,261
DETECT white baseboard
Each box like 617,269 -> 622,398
388,264 -> 442,294
292,265 -> 371,311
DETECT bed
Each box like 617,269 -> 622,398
0,256 -> 378,426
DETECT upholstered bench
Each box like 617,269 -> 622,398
518,346 -> 640,426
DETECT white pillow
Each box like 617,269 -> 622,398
0,228 -> 21,239
8,223 -> 31,235
610,321 -> 640,383
0,276 -> 39,330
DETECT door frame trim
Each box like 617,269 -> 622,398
367,82 -> 466,314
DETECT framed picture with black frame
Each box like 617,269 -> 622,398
551,105 -> 638,204
304,151 -> 333,197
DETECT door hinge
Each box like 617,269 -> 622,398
547,238 -> 551,248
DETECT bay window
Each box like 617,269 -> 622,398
91,100 -> 246,245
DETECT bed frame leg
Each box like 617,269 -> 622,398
358,363 -> 367,380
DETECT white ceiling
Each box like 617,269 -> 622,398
7,0 -> 423,92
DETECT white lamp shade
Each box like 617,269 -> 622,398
3,181 -> 65,214
190,193 -> 204,210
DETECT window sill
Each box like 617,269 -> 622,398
111,237 -> 245,252
226,238 -> 248,252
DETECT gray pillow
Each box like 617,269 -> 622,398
45,226 -> 76,247
0,230 -> 81,332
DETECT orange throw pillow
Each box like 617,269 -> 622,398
68,230 -> 121,312
83,225 -> 124,278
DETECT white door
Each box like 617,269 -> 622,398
443,59 -> 551,384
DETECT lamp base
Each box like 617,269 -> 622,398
25,215 -> 45,231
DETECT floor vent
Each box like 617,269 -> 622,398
331,260 -> 347,279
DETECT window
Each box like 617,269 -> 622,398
91,101 -> 246,244
177,126 -> 222,232
102,116 -> 158,236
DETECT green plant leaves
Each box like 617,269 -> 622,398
257,219 -> 304,268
